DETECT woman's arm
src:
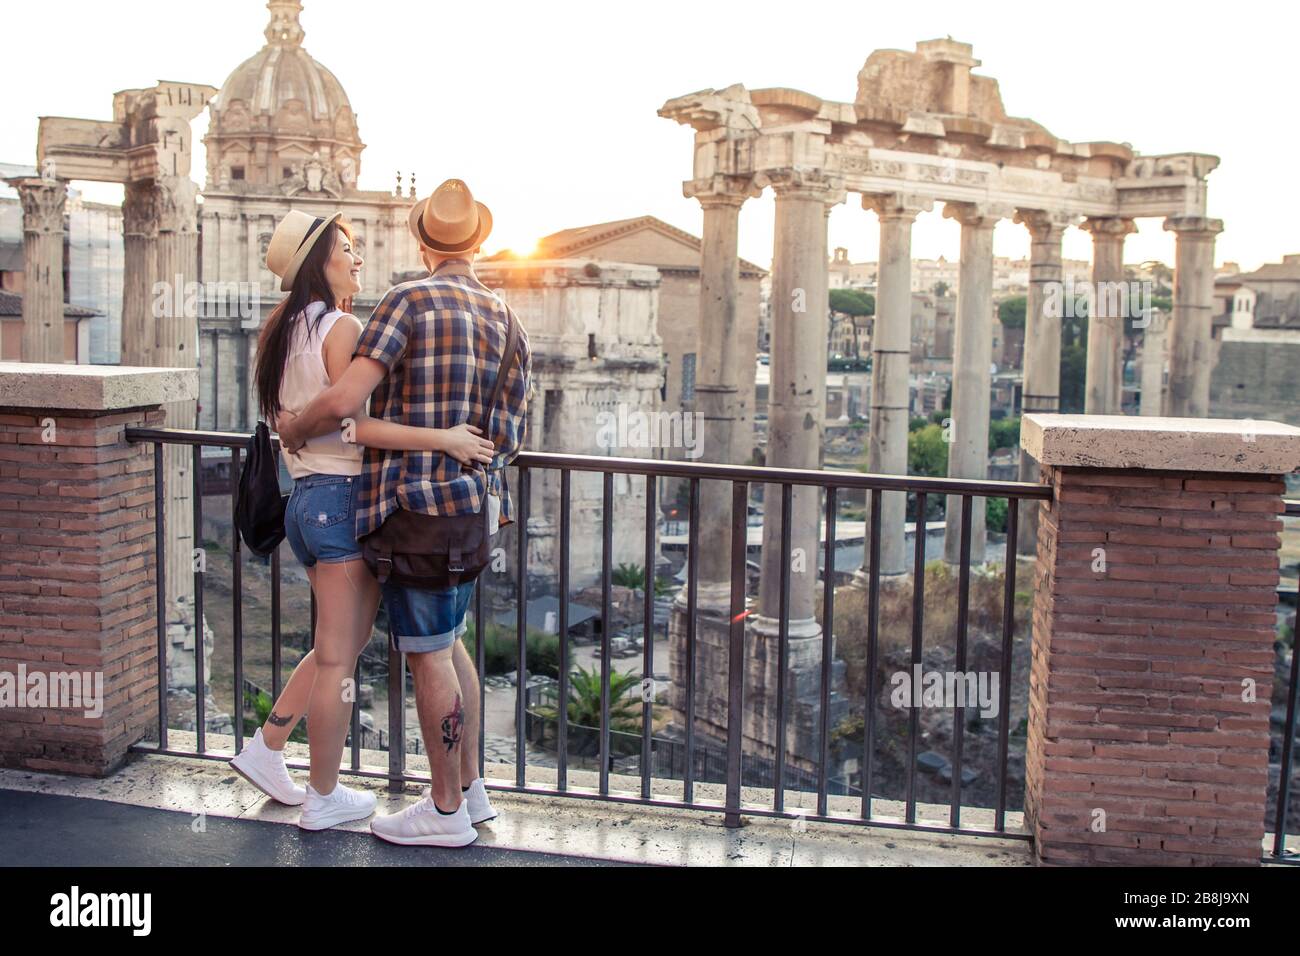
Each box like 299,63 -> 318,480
319,315 -> 494,464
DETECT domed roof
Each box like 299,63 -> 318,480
213,1 -> 358,138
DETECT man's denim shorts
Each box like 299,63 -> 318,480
283,473 -> 362,568
383,580 -> 477,654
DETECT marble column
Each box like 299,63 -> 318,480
861,193 -> 931,577
1139,309 -> 1168,416
1164,216 -> 1224,418
1082,217 -> 1136,415
755,170 -> 842,632
683,177 -> 757,608
1014,210 -> 1072,555
154,175 -> 201,625
942,203 -> 1001,565
9,177 -> 67,363
121,181 -> 159,367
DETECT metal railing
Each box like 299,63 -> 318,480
127,425 -> 1050,840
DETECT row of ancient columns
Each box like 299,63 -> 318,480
12,173 -> 200,623
684,180 -> 1226,628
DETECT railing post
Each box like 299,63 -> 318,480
0,364 -> 197,775
1021,413 -> 1300,866
724,480 -> 748,828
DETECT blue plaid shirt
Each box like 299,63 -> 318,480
353,259 -> 531,539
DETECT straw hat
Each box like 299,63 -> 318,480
266,210 -> 342,292
408,179 -> 493,255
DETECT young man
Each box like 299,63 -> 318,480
277,179 -> 531,847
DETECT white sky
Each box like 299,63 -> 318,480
2,0 -> 1295,271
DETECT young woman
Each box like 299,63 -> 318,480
230,211 -> 493,831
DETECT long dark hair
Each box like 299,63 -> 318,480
255,219 -> 351,421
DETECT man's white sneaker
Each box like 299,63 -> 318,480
370,793 -> 478,847
464,778 -> 498,825
229,728 -> 306,806
298,782 -> 378,831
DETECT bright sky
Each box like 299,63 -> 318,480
2,0 -> 1295,272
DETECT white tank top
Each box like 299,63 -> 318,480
278,301 -> 366,480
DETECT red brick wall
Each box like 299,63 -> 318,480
0,405 -> 164,775
1025,466 -> 1282,866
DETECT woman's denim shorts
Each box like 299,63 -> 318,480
283,473 -> 362,568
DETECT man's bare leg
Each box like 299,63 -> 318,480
451,639 -> 482,784
407,646 -> 464,811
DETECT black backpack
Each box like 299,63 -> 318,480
236,421 -> 289,557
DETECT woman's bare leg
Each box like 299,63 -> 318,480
304,558 -> 380,794
258,566 -> 319,750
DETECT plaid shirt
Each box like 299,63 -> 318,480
353,259 -> 531,539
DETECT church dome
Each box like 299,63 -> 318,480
205,0 -> 364,193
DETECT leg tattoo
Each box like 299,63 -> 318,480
267,710 -> 293,728
441,694 -> 464,754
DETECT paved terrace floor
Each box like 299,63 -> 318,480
0,735 -> 1034,867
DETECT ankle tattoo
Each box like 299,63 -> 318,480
267,710 -> 293,728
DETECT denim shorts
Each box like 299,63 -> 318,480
283,473 -> 362,568
383,580 -> 477,654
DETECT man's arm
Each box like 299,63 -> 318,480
278,356 -> 386,452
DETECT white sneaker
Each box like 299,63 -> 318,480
298,782 -> 378,831
229,728 -> 306,806
464,778 -> 498,825
370,792 -> 478,847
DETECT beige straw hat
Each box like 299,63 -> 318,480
407,179 -> 493,255
266,210 -> 342,292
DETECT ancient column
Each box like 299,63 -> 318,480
1081,217 -> 1135,415
683,176 -> 757,608
755,170 -> 843,630
153,175 -> 201,626
861,193 -> 931,577
121,181 -> 159,367
1164,216 -> 1224,418
943,203 -> 1002,565
1014,210 -> 1072,555
8,177 -> 67,363
1139,309 -> 1168,416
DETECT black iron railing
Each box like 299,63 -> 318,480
128,425 -> 1055,841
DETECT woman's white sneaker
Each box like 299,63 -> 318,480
464,779 -> 498,825
370,793 -> 478,847
298,782 -> 378,831
229,728 -> 306,806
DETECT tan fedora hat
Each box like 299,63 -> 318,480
408,179 -> 493,255
266,210 -> 343,292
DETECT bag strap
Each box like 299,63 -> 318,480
478,306 -> 520,435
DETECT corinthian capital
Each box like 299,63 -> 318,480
1014,208 -> 1078,241
684,175 -> 761,209
756,167 -> 846,206
861,191 -> 933,222
122,181 -> 160,239
1163,216 -> 1224,239
8,177 -> 66,236
1081,216 -> 1137,239
155,176 -> 200,234
943,201 -> 1012,229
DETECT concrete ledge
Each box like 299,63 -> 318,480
0,362 -> 198,411
1021,413 -> 1300,474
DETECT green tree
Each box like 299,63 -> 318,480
1060,343 -> 1087,413
986,497 -> 1009,533
998,296 -> 1027,330
933,281 -> 950,298
907,423 -> 949,478
988,416 -> 1021,454
829,288 -> 875,316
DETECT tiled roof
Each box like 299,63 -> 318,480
0,289 -> 98,318
526,215 -> 768,276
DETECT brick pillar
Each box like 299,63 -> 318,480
1022,413 -> 1300,866
0,363 -> 197,775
